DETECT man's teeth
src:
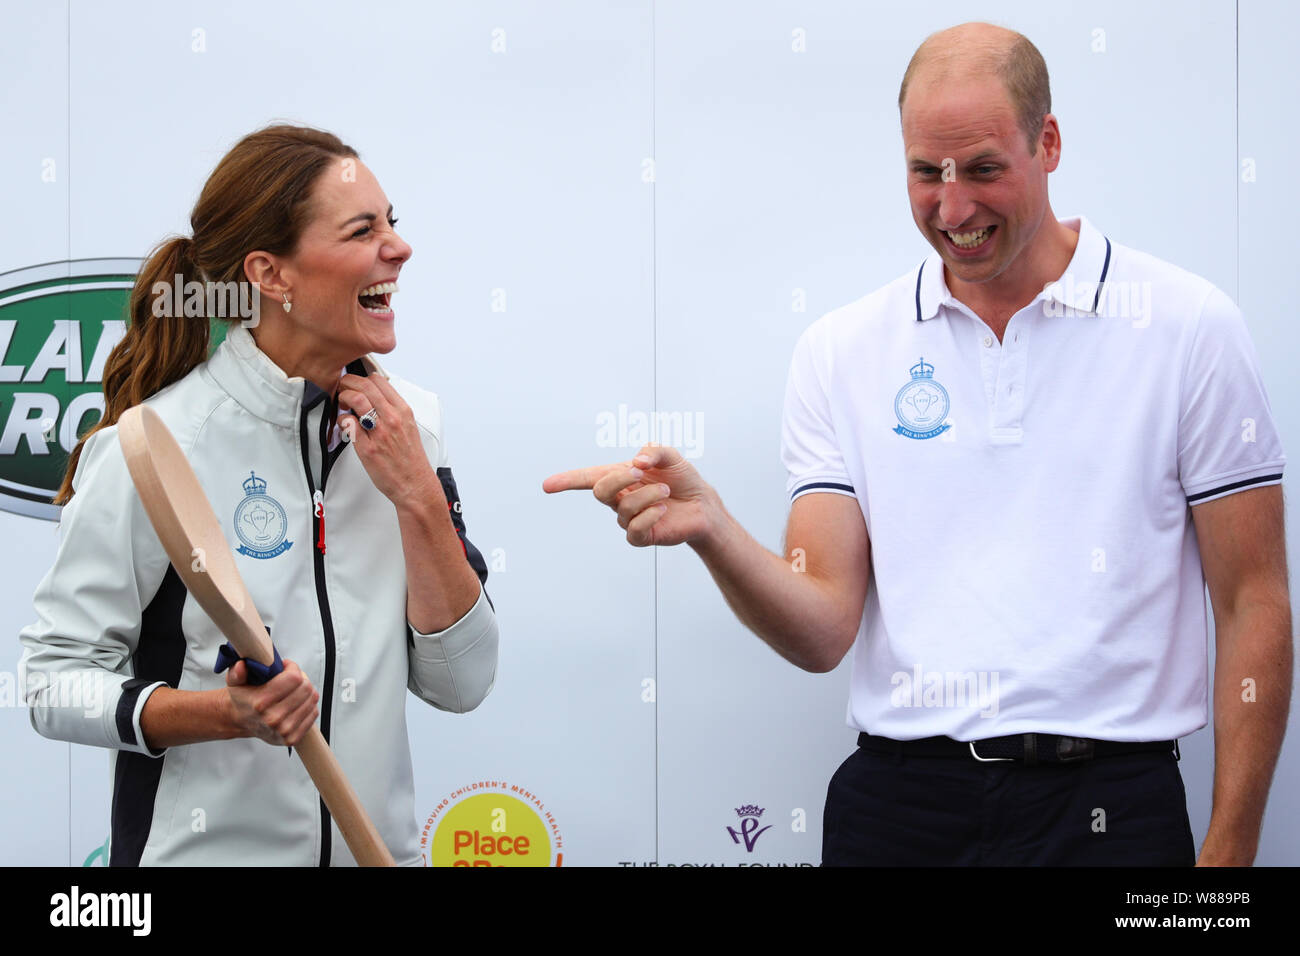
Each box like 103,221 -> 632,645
359,281 -> 399,296
947,227 -> 993,248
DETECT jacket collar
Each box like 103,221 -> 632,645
206,322 -> 389,426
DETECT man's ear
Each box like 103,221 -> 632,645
1038,113 -> 1063,173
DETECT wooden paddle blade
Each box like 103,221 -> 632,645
118,404 -> 272,664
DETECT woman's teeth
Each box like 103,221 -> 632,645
947,226 -> 994,249
358,281 -> 398,314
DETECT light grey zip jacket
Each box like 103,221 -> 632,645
18,323 -> 498,865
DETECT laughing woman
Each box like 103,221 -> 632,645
18,125 -> 497,866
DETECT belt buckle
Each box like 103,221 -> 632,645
968,740 -> 1015,763
1055,736 -> 1095,763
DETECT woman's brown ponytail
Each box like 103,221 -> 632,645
53,124 -> 358,505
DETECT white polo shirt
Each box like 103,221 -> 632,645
781,216 -> 1285,742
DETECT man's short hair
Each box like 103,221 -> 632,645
898,30 -> 1052,156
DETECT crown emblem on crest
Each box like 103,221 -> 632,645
909,357 -> 935,379
734,805 -> 765,819
242,471 -> 267,496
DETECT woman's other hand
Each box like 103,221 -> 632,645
335,372 -> 442,511
224,658 -> 320,747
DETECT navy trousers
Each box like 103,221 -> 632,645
822,742 -> 1196,866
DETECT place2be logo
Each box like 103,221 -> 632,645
0,260 -> 136,519
420,780 -> 564,867
727,804 -> 772,853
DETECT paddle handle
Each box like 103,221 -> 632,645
209,532 -> 396,865
296,727 -> 396,866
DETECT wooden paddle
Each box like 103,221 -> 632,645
117,403 -> 395,867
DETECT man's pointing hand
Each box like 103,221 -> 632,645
542,443 -> 717,547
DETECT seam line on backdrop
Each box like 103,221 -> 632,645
66,0 -> 72,869
651,0 -> 659,866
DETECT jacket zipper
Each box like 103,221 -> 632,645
299,392 -> 340,867
313,491 -> 326,554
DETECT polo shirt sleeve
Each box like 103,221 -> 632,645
781,321 -> 856,502
1178,286 -> 1285,506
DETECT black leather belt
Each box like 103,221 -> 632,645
857,732 -> 1179,765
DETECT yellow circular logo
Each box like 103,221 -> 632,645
422,781 -> 563,867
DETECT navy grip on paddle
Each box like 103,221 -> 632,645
214,643 -> 284,685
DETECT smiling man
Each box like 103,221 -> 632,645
545,22 -> 1291,866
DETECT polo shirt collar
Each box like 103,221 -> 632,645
914,215 -> 1113,322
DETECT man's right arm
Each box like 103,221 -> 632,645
691,484 -> 868,673
543,444 -> 869,673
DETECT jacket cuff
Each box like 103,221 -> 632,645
24,668 -> 167,756
407,584 -> 498,713
408,584 -> 492,647
115,678 -> 170,758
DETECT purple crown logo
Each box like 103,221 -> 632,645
727,802 -> 772,852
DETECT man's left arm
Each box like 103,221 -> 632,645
1192,484 -> 1292,866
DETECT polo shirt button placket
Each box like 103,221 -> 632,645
978,324 -> 1000,409
990,317 -> 1028,442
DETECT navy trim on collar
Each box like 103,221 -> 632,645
914,261 -> 925,323
1091,237 -> 1113,313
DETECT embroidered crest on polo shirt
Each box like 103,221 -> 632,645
893,357 -> 952,440
233,471 -> 293,559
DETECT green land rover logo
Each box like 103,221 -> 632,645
2,259 -> 240,520
0,259 -> 139,520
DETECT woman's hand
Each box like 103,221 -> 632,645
335,372 -> 443,511
224,658 -> 320,747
